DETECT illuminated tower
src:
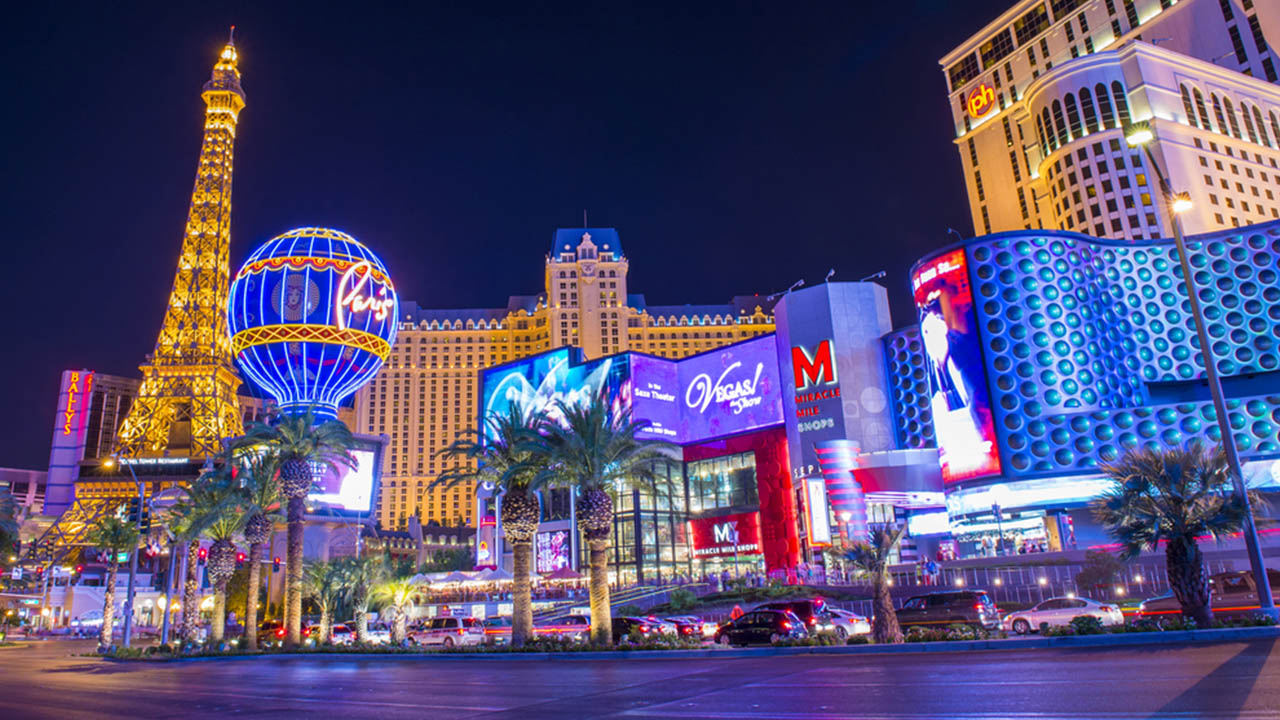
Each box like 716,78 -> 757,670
115,31 -> 246,458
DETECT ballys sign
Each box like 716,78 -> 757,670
685,361 -> 765,416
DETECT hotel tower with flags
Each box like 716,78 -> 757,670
26,32 -> 249,567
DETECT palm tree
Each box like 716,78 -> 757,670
233,448 -> 283,650
337,554 -> 387,643
434,402 -> 541,647
372,576 -> 419,644
167,488 -> 213,645
529,388 -> 670,645
845,524 -> 906,644
235,411 -> 356,647
0,487 -> 18,555
1091,442 -> 1256,627
194,475 -> 246,644
84,514 -> 140,649
302,560 -> 343,644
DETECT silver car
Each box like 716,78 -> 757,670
1004,596 -> 1124,634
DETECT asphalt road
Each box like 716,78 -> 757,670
1,638 -> 1277,719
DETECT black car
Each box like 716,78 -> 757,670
895,590 -> 999,630
755,599 -> 832,632
714,609 -> 807,646
612,616 -> 656,643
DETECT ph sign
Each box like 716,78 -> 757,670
966,82 -> 996,119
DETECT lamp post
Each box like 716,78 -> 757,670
991,502 -> 1004,557
1124,120 -> 1276,619
104,455 -> 146,647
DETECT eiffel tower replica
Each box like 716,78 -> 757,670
22,32 -> 247,569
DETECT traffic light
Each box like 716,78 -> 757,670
197,547 -> 208,565
125,497 -> 140,524
272,557 -> 281,573
138,506 -> 151,534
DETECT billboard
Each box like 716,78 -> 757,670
535,530 -> 572,573
629,354 -> 681,441
911,249 -> 1001,483
675,336 -> 784,443
308,447 -> 378,514
45,369 -> 96,515
481,349 -> 631,437
688,511 -> 762,558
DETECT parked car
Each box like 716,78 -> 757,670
410,617 -> 486,647
366,622 -> 392,644
258,620 -> 312,647
535,614 -> 591,641
1140,569 -> 1280,619
826,607 -> 871,638
328,624 -> 355,645
754,599 -> 833,632
665,615 -> 717,639
895,590 -> 1000,630
714,609 -> 807,646
642,615 -> 678,635
1003,596 -> 1124,634
612,616 -> 657,643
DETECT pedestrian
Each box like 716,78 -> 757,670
730,604 -> 744,620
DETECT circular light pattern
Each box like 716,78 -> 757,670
227,227 -> 399,419
884,328 -> 935,450
902,223 -> 1280,477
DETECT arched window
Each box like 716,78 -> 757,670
1065,94 -> 1083,138
1242,104 -> 1259,144
1212,94 -> 1228,136
1271,111 -> 1280,148
1180,85 -> 1197,128
1080,88 -> 1099,133
1252,106 -> 1270,147
1052,99 -> 1069,146
1035,114 -> 1048,155
1111,81 -> 1131,128
1095,83 -> 1115,127
1039,105 -> 1059,150
1193,89 -> 1212,131
1223,97 -> 1242,139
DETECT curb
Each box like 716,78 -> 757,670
97,626 -> 1280,663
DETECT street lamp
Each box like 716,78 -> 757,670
1124,120 -> 1277,620
104,454 -> 147,646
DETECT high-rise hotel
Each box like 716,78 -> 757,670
942,0 -> 1280,239
353,229 -> 776,531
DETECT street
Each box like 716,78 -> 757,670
0,638 -> 1277,719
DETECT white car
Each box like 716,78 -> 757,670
826,608 -> 871,638
642,616 -> 678,635
411,617 -> 486,647
1003,596 -> 1124,634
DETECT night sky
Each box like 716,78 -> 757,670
1,0 -> 1012,469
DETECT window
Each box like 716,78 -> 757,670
1243,104 -> 1260,145
1065,94 -> 1082,138
1123,0 -> 1139,27
1080,88 -> 1099,133
1095,84 -> 1115,127
1194,88 -> 1212,131
1111,81 -> 1130,127
1180,85 -> 1197,128
948,53 -> 980,91
1223,98 -> 1243,139
1253,107 -> 1271,147
1228,26 -> 1249,64
1212,94 -> 1228,135
1052,99 -> 1069,146
980,28 -> 1015,69
1014,4 -> 1050,45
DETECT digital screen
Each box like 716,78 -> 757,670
673,336 -> 785,443
309,447 -> 378,514
907,510 -> 951,536
688,511 -> 763,558
481,350 -> 631,437
535,530 -> 571,573
912,249 -> 1001,483
629,354 -> 680,441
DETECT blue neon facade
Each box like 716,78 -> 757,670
227,227 -> 399,419
894,220 -> 1280,529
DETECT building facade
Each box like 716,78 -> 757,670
942,0 -> 1280,239
353,228 -> 776,531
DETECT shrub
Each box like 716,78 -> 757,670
846,635 -> 870,645
666,588 -> 698,612
614,604 -> 644,618
1069,615 -> 1106,635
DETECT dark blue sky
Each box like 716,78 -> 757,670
1,0 -> 1010,469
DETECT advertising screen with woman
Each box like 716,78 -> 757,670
911,249 -> 1001,483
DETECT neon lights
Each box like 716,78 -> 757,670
683,360 -> 765,415
336,261 -> 395,331
62,371 -> 93,436
791,340 -> 837,390
227,228 -> 398,418
966,82 -> 996,119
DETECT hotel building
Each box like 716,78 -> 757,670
353,228 -> 776,531
942,0 -> 1280,239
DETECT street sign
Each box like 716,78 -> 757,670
9,567 -> 21,580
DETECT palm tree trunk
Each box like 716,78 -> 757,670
211,586 -> 227,643
319,607 -> 331,645
286,495 -> 305,648
182,540 -> 200,644
393,610 -> 406,645
511,539 -> 533,647
244,541 -> 263,650
587,538 -> 612,645
354,604 -> 368,643
99,560 -> 118,648
1166,534 -> 1213,627
871,573 -> 903,644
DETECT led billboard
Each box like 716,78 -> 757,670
535,530 -> 571,573
308,446 -> 379,515
481,349 -> 631,436
911,249 -> 1000,483
674,335 -> 784,443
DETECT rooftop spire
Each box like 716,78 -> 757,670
228,25 -> 236,46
